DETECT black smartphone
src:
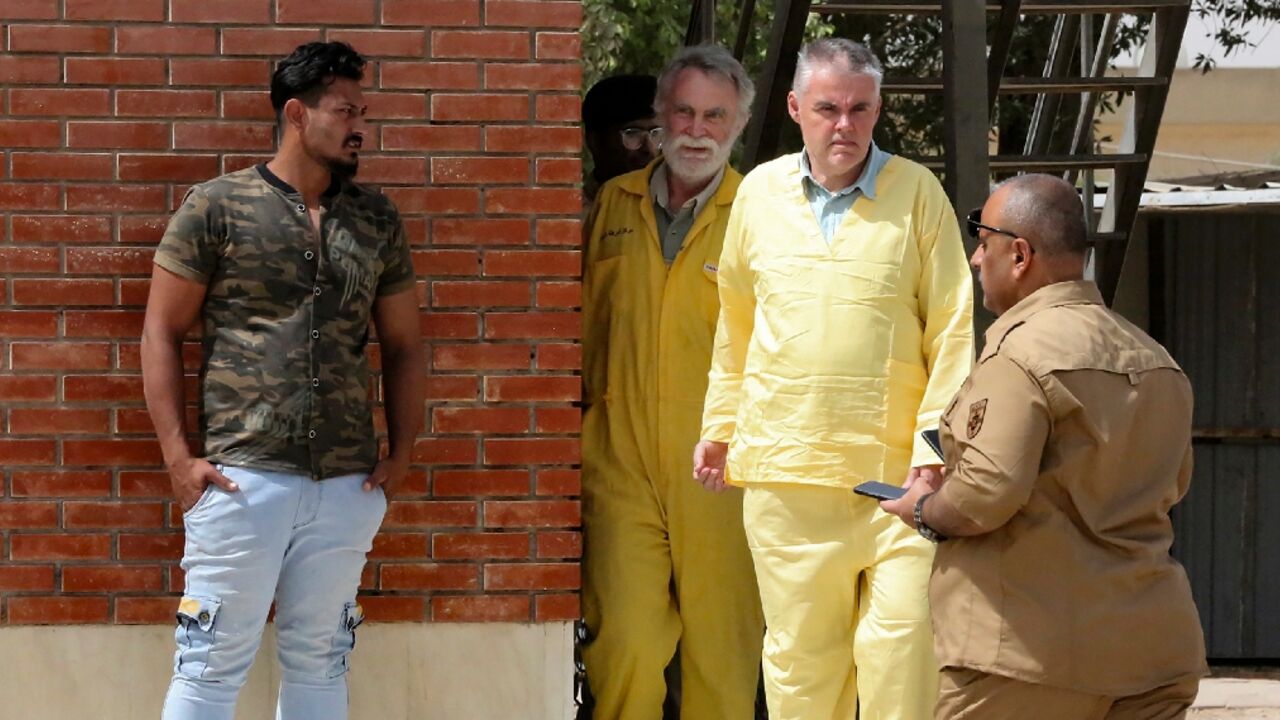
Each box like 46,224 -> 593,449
853,481 -> 906,501
922,428 -> 943,459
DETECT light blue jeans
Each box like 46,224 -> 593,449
161,465 -> 386,720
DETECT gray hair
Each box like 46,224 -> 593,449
994,174 -> 1088,257
793,38 -> 884,96
654,44 -> 756,130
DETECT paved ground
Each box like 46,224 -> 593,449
1190,677 -> 1280,718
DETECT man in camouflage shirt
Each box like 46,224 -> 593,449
141,42 -> 424,720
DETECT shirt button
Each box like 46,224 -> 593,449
296,203 -> 305,213
308,430 -> 317,439
312,378 -> 320,387
311,330 -> 320,339
304,251 -> 315,261
313,286 -> 321,296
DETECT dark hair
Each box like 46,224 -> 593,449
996,174 -> 1089,257
270,42 -> 366,123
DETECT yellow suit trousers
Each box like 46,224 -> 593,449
743,483 -> 938,720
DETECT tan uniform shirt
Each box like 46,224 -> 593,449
932,280 -> 1207,696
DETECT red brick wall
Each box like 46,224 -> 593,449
0,0 -> 583,625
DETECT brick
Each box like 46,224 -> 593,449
170,0 -> 271,23
116,25 -> 217,55
485,126 -> 579,153
220,91 -> 274,120
0,56 -> 61,84
11,280 -> 113,307
174,122 -> 273,150
117,90 -> 218,118
66,185 -> 167,212
118,216 -> 169,244
66,247 -> 155,275
379,563 -> 478,591
386,188 -> 480,216
0,375 -> 57,401
432,344 -> 530,372
486,188 -> 582,215
432,30 -> 529,60
382,125 -> 481,152
12,152 -> 114,181
535,32 -> 580,60
67,122 -> 169,150
432,532 -> 529,560
484,250 -> 580,277
65,57 -> 167,85
0,184 -> 61,211
11,215 -> 111,244
119,153 -> 219,182
535,281 -> 581,309
536,218 -> 584,246
172,59 -> 271,87
431,595 -> 528,622
487,1 -> 582,28
0,502 -> 59,529
65,0 -> 165,20
536,530 -> 582,559
537,470 -> 578,497
484,375 -> 579,402
484,562 -> 578,591
486,63 -> 581,91
8,597 -> 110,624
355,156 -> 426,186
277,0 -> 373,23
536,93 -> 581,122
369,533 -> 429,560
63,440 -> 162,467
116,597 -> 180,624
485,312 -> 579,340
484,500 -> 580,528
0,566 -> 56,592
118,534 -> 184,561
380,61 -> 478,90
1,0 -> 58,19
10,408 -> 110,434
115,408 -> 155,434
382,0 -> 479,26
535,407 -> 581,434
432,280 -> 528,308
10,534 -> 111,560
484,438 -> 579,465
364,92 -> 427,120
219,27 -> 320,56
535,593 -> 580,621
536,157 -> 581,186
432,218 -> 529,246
63,375 -> 145,401
433,469 -> 530,497
431,93 -> 528,122
382,500 -> 478,528
64,501 -> 165,529
431,156 -> 528,186
118,471 -> 173,497
11,471 -> 112,497
358,595 -> 427,622
327,29 -> 425,57
63,565 -> 164,592
8,24 -> 111,53
433,407 -> 530,434
426,375 -> 479,401
0,311 -> 57,337
8,88 -> 111,116
410,437 -> 480,465
64,310 -> 145,338
0,120 -> 61,148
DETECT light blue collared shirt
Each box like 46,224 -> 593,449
799,143 -> 891,243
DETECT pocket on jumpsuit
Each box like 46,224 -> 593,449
328,601 -> 365,678
174,595 -> 223,678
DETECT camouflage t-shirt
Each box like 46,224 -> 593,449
154,165 -> 416,479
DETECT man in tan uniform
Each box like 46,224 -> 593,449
881,173 -> 1207,719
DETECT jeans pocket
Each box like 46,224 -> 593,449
181,484 -> 216,519
174,595 -> 222,678
327,601 -> 365,678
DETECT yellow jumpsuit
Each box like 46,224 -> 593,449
582,161 -> 764,719
701,153 -> 974,719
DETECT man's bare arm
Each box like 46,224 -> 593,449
365,287 -> 426,495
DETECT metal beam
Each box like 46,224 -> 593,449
741,0 -> 811,170
942,0 -> 991,218
733,0 -> 759,60
812,1 -> 1189,13
1024,13 -> 1081,156
879,75 -> 1167,94
686,0 -> 718,45
987,0 -> 1023,114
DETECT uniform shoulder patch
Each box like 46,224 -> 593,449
966,399 -> 988,439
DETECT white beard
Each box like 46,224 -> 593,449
662,134 -> 733,186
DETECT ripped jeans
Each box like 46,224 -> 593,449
161,466 -> 386,720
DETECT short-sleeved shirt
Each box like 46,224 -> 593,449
154,165 -> 416,480
932,280 -> 1207,695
